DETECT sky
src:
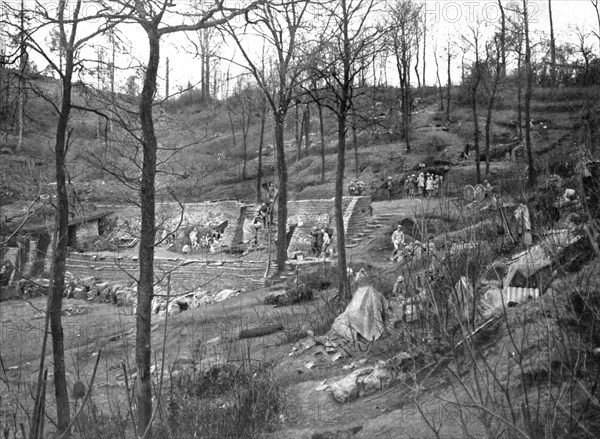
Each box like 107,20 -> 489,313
161,0 -> 600,95
3,1 -> 600,96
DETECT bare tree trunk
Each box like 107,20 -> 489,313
227,109 -> 237,149
318,99 -> 326,184
275,114 -> 288,273
434,47 -> 444,111
96,49 -> 102,139
485,38 -> 503,176
241,110 -> 250,180
523,0 -> 536,187
472,88 -> 481,184
403,75 -> 411,153
336,109 -> 348,299
16,0 -> 26,152
353,109 -> 359,178
471,41 -> 482,184
136,26 -> 160,439
335,0 -> 352,301
593,0 -> 600,55
295,100 -> 302,163
548,0 -> 556,86
414,32 -> 421,92
165,57 -> 169,99
446,42 -> 451,122
200,46 -> 205,101
422,9 -> 426,88
517,53 -> 523,141
204,50 -> 210,100
256,105 -> 266,203
304,101 -> 310,154
109,30 -> 115,135
499,0 -> 507,79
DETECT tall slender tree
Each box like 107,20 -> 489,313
462,21 -> 484,183
307,0 -> 379,300
446,37 -> 454,122
548,0 -> 557,86
16,0 -> 27,152
102,2 -> 261,436
226,0 -> 309,273
591,0 -> 600,54
388,0 -> 422,153
484,33 -> 504,175
523,0 -> 536,186
13,1 -> 127,435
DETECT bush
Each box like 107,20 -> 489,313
157,363 -> 284,439
285,266 -> 336,300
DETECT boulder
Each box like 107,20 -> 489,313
168,297 -> 191,315
264,289 -> 292,306
329,367 -> 373,403
187,290 -> 211,308
115,288 -> 136,307
72,287 -> 87,300
87,287 -> 100,301
213,289 -> 240,303
360,366 -> 394,397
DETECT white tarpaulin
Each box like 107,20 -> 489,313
331,286 -> 387,342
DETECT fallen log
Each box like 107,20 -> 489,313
238,323 -> 283,340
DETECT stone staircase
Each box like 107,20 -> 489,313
345,212 -> 394,248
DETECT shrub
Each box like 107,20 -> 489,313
285,266 -> 337,300
156,363 -> 284,439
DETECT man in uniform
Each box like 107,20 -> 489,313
391,224 -> 405,262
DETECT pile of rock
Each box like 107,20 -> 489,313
61,274 -> 243,317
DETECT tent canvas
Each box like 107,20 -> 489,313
331,286 -> 387,342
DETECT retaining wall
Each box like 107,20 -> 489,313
2,197 -> 371,284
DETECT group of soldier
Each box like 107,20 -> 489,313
188,228 -> 222,253
310,226 -> 333,259
348,180 -> 367,196
403,172 -> 445,198
349,172 -> 446,200
159,226 -> 222,254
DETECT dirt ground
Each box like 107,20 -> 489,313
1,196 -> 482,439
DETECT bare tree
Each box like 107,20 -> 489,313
230,79 -> 258,180
186,13 -> 221,102
592,0 -> 600,54
256,93 -> 268,202
462,21 -> 485,183
573,23 -> 595,78
548,0 -> 557,86
422,4 -> 426,88
100,2 -> 261,436
506,6 -> 525,141
311,76 -> 327,184
388,0 -> 421,153
446,37 -> 455,122
523,0 -> 536,186
225,0 -> 309,273
433,41 -> 444,112
484,32 -> 504,175
16,0 -> 27,152
9,1 -> 128,436
307,0 -> 379,300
